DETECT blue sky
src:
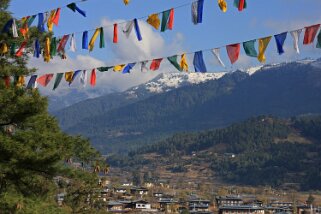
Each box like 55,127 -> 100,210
8,0 -> 321,93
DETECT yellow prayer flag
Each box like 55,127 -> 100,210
113,64 -> 126,72
65,71 -> 74,83
147,14 -> 160,30
89,28 -> 101,52
258,36 -> 272,63
180,53 -> 189,72
0,43 -> 8,54
218,0 -> 227,12
123,0 -> 130,5
47,10 -> 56,32
16,76 -> 25,87
44,37 -> 51,62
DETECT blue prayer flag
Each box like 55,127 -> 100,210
274,32 -> 287,55
193,51 -> 207,73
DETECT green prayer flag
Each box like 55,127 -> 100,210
161,10 -> 170,32
67,3 -> 77,11
316,31 -> 321,49
50,37 -> 57,56
243,40 -> 258,57
97,66 -> 113,72
167,55 -> 182,71
53,73 -> 63,90
10,43 -> 16,56
27,15 -> 37,27
100,27 -> 105,48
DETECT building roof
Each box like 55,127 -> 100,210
219,205 -> 264,210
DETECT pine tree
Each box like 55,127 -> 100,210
0,1 -> 107,213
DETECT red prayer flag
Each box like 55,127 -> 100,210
226,43 -> 241,64
52,8 -> 61,26
4,76 -> 10,88
167,8 -> 174,30
57,35 -> 70,52
238,0 -> 245,11
113,23 -> 118,43
150,58 -> 163,70
37,74 -> 54,87
15,41 -> 27,57
90,69 -> 96,87
303,24 -> 320,45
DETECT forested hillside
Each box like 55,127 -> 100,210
109,115 -> 321,190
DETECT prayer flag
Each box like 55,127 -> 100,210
113,24 -> 118,43
161,9 -> 174,32
16,41 -> 27,57
80,70 -> 87,87
180,53 -> 189,72
168,55 -> 182,71
0,43 -> 8,54
37,13 -> 45,32
44,37 -> 51,62
274,32 -> 287,55
141,61 -> 149,72
53,73 -> 63,90
134,19 -> 143,41
316,30 -> 321,48
89,28 -> 100,51
258,36 -> 272,63
218,0 -> 227,12
4,76 -> 10,88
70,34 -> 76,52
211,48 -> 225,67
290,29 -> 302,54
150,58 -> 163,70
27,75 -> 37,89
192,0 -> 204,25
234,0 -> 247,11
47,10 -> 56,32
67,3 -> 86,17
123,20 -> 134,37
57,34 -> 70,53
226,43 -> 240,64
33,39 -> 41,58
97,66 -> 113,72
82,31 -> 88,49
193,51 -> 207,73
70,70 -> 81,85
52,8 -> 61,26
50,37 -> 57,56
90,69 -> 96,86
114,64 -> 126,72
123,0 -> 130,5
37,74 -> 54,87
123,63 -> 136,73
16,76 -> 25,87
65,71 -> 74,84
147,14 -> 160,30
243,40 -> 258,57
2,19 -> 13,33
100,27 -> 105,48
303,24 -> 320,45
12,19 -> 18,38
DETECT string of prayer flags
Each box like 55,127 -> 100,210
123,20 -> 134,38
99,27 -> 105,48
15,41 -> 27,57
67,3 -> 86,17
141,61 -> 149,72
33,39 -> 41,58
316,30 -> 321,48
37,74 -> 54,87
80,70 -> 87,87
161,9 -> 174,32
89,28 -> 100,51
234,0 -> 247,11
57,34 -> 70,53
113,24 -> 118,43
70,34 -> 76,52
53,73 -> 63,90
180,53 -> 189,72
27,75 -> 37,89
211,48 -> 226,67
290,29 -> 302,54
150,58 -> 163,70
243,40 -> 258,57
258,36 -> 272,63
122,63 -> 136,74
65,71 -> 74,84
82,31 -> 88,49
168,55 -> 182,71
44,37 -> 51,62
226,43 -> 240,64
193,51 -> 207,73
218,0 -> 227,12
90,69 -> 96,87
114,64 -> 126,72
134,19 -> 143,41
274,32 -> 287,55
147,14 -> 160,30
192,0 -> 204,25
303,24 -> 320,45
